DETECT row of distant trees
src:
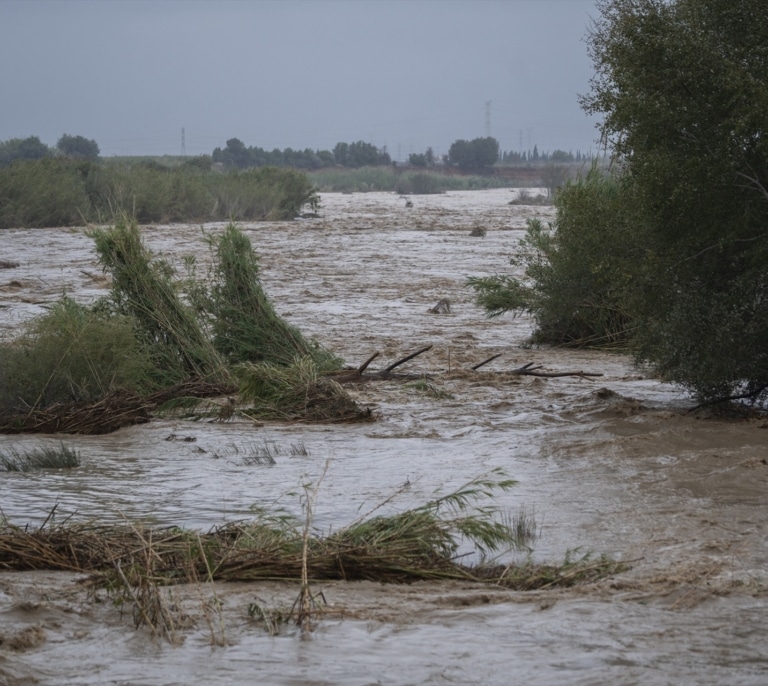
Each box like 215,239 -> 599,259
1,133 -> 590,172
215,136 -> 591,172
211,138 -> 393,170
0,135 -> 100,167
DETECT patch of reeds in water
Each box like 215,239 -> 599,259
208,439 -> 309,465
0,442 -> 80,471
0,218 -> 358,433
90,215 -> 229,386
0,473 -> 624,589
205,223 -> 340,370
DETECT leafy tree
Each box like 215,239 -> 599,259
57,134 -> 100,160
212,138 -> 251,168
476,0 -> 768,405
333,141 -> 390,167
550,150 -> 574,163
447,137 -> 499,170
468,167 -> 639,346
0,136 -> 52,167
408,152 -> 428,167
579,0 -> 768,404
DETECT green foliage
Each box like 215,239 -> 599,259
469,169 -> 638,347
0,159 -> 318,228
0,158 -> 88,227
57,134 -> 100,160
235,357 -> 368,422
90,216 -> 228,386
0,298 -> 153,412
309,167 -> 510,193
396,172 -> 440,195
582,0 -> 768,402
0,136 -> 52,167
332,140 -> 391,167
204,223 -> 339,368
447,137 -> 499,170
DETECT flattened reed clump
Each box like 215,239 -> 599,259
0,380 -> 235,435
236,357 -> 372,423
0,474 -> 624,589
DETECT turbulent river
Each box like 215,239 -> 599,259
1,189 -> 767,685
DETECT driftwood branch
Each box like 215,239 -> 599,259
471,353 -> 503,371
382,345 -> 433,374
330,347 -> 433,383
508,362 -> 603,379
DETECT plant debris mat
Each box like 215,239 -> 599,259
0,380 -> 236,435
0,520 -> 625,591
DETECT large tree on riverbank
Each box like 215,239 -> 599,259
583,0 -> 768,403
471,0 -> 768,405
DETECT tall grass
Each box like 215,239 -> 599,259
90,215 -> 229,386
205,223 -> 340,369
0,159 -> 318,228
0,443 -> 81,471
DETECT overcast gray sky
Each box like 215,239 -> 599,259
1,0 -> 601,160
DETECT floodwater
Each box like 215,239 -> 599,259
1,189 -> 767,685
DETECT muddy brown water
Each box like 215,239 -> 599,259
1,189 -> 767,685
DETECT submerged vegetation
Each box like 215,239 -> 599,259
0,473 -> 625,622
0,443 -> 81,471
0,217 -> 363,433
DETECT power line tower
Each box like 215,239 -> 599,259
181,127 -> 187,157
484,101 -> 492,138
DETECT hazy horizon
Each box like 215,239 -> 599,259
1,0 -> 602,161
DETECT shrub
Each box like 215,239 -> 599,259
0,298 -> 152,413
468,168 -> 640,348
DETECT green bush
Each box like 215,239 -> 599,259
0,298 -> 153,413
0,160 -> 318,228
468,168 -> 640,348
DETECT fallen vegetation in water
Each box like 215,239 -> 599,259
0,217 -> 359,433
0,475 -> 625,593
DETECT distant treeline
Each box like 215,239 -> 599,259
1,134 -> 595,172
212,138 -> 392,170
212,136 -> 595,171
0,157 -> 317,229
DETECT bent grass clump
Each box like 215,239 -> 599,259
0,473 -> 626,638
237,357 -> 372,423
0,442 -> 80,471
0,218 -> 358,433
